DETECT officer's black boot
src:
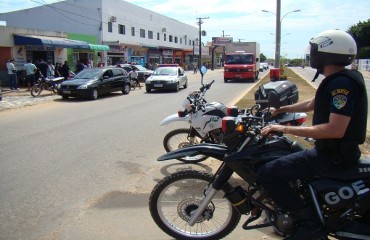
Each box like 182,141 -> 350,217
284,206 -> 326,240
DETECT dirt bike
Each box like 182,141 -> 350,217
160,67 -> 307,163
31,76 -> 64,97
149,109 -> 370,240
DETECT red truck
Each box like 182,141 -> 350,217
223,42 -> 261,83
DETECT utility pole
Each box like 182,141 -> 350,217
197,17 -> 209,69
275,0 -> 281,68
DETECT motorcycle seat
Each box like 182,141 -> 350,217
321,157 -> 370,181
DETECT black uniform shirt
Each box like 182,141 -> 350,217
313,70 -> 367,157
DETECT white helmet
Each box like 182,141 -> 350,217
309,30 -> 357,69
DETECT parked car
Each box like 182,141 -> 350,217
115,64 -> 153,82
57,67 -> 131,100
145,66 -> 188,93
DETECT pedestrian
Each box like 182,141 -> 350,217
257,30 -> 368,240
75,60 -> 84,74
193,62 -> 197,74
24,59 -> 37,91
6,59 -> 19,91
38,59 -> 48,79
54,62 -> 62,77
61,61 -> 70,79
47,61 -> 55,78
129,68 -> 141,89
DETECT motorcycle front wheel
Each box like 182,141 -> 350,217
31,83 -> 43,97
149,170 -> 241,240
163,128 -> 208,163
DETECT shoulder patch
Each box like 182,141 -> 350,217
333,95 -> 347,109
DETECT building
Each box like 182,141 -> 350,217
0,0 -> 199,69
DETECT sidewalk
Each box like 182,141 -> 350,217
0,87 -> 59,112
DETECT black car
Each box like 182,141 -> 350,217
116,64 -> 153,82
57,67 -> 131,100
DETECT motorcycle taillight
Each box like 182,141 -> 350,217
178,111 -> 187,117
296,117 -> 307,125
222,117 -> 236,134
227,106 -> 239,117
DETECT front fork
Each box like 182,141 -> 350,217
188,164 -> 235,226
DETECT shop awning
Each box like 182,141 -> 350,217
88,44 -> 110,51
13,34 -> 90,49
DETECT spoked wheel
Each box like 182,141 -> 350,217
31,84 -> 43,97
163,128 -> 208,163
149,170 -> 241,240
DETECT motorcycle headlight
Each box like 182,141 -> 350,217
77,85 -> 88,89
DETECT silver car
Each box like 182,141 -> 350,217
145,66 -> 188,93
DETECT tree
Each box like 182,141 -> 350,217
260,53 -> 267,62
347,19 -> 370,58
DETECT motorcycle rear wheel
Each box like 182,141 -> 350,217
149,170 -> 241,240
31,84 -> 43,97
163,128 -> 208,163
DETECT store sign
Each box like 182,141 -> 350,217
25,45 -> 55,51
163,50 -> 173,56
212,37 -> 233,46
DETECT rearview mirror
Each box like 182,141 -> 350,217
200,66 -> 207,76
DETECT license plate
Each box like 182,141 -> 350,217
154,84 -> 163,87
63,90 -> 71,94
235,75 -> 242,78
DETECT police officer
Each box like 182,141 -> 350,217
257,29 -> 368,240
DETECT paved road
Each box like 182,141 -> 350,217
1,69 -> 281,240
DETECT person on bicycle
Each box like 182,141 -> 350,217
129,68 -> 141,89
257,29 -> 368,240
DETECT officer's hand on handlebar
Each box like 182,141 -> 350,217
262,107 -> 281,117
261,124 -> 285,136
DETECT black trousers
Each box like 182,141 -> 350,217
257,148 -> 333,211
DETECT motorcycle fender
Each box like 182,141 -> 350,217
160,113 -> 190,126
157,143 -> 229,161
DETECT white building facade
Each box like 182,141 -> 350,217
0,0 -> 199,68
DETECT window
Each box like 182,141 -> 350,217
113,68 -> 125,76
157,32 -> 160,40
169,35 -> 173,42
148,30 -> 153,39
118,24 -> 125,35
131,27 -> 135,36
164,33 -> 166,41
108,22 -> 113,33
180,38 -> 182,44
140,29 -> 145,38
174,36 -> 178,43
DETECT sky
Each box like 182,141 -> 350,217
0,0 -> 369,59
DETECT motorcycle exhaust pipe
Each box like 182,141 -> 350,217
224,186 -> 252,214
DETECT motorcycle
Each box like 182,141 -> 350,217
31,75 -> 64,97
149,109 -> 370,240
160,66 -> 307,163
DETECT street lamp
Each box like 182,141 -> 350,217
262,2 -> 300,68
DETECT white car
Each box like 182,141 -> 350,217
145,66 -> 188,93
261,62 -> 269,70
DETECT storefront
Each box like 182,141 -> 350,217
104,41 -> 125,66
147,49 -> 161,66
13,34 -> 90,67
130,47 -> 146,65
162,49 -> 173,64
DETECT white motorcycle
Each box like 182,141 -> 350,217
160,67 -> 307,163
